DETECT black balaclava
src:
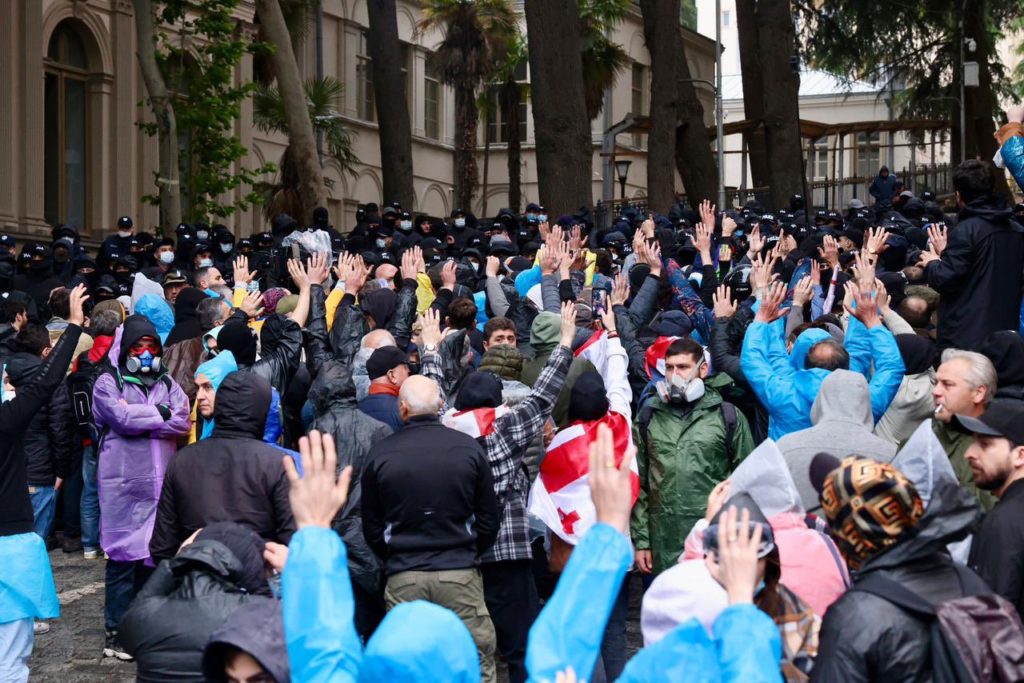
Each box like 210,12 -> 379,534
568,371 -> 610,423
455,371 -> 504,411
895,333 -> 937,376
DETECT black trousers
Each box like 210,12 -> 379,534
481,559 -> 538,683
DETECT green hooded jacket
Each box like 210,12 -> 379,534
630,381 -> 755,575
520,312 -> 595,427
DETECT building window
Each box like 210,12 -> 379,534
45,22 -> 90,229
807,136 -> 829,179
424,61 -> 442,140
485,60 -> 527,144
722,10 -> 731,27
855,131 -> 881,178
631,62 -> 647,149
356,30 -> 375,122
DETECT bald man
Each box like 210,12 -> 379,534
361,375 -> 501,682
353,329 -> 398,400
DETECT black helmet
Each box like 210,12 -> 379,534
117,216 -> 134,229
722,265 -> 753,302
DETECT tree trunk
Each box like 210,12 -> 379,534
367,0 -> 415,208
672,44 -> 718,206
639,0 -> 682,214
524,0 -> 593,213
255,0 -> 324,224
755,0 -> 804,210
963,0 -> 1010,199
501,79 -> 522,212
453,85 -> 480,211
134,0 -> 181,234
734,0 -> 769,190
482,108 -> 492,215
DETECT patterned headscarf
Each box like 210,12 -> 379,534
820,456 -> 925,569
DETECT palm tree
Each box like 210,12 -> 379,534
579,0 -> 630,121
418,0 -> 518,212
252,77 -> 359,221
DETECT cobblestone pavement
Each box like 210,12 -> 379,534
29,548 -> 643,682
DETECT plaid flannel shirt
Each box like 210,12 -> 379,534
422,344 -> 572,563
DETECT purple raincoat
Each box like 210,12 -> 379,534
93,371 -> 190,562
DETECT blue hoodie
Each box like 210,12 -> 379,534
194,351 -> 238,440
283,527 -> 479,683
135,294 -> 175,345
741,317 -> 904,440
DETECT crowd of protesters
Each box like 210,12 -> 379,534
0,104 -> 1023,682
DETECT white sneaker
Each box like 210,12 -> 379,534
83,548 -> 102,560
33,621 -> 50,635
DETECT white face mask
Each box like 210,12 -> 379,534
454,218 -> 466,229
118,231 -> 131,239
538,214 -> 548,223
399,220 -> 412,231
198,257 -> 213,268
375,238 -> 388,250
159,251 -> 175,265
219,242 -> 233,254
196,230 -> 209,241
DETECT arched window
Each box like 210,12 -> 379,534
44,22 -> 90,228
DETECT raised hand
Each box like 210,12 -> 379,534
809,258 -> 821,287
792,276 -> 814,307
609,273 -> 629,308
754,281 -> 787,323
646,240 -> 663,278
865,226 -> 889,256
559,300 -> 577,349
699,199 -> 716,229
68,283 -> 89,327
239,291 -> 265,319
722,214 -> 737,238
588,423 -> 635,534
817,234 -> 839,269
713,284 -> 738,318
852,249 -> 876,287
233,255 -> 256,287
418,307 -> 442,349
540,247 -> 559,276
640,214 -> 655,238
632,231 -> 647,265
747,225 -> 765,255
694,222 -> 714,260
401,248 -> 419,282
306,251 -> 330,287
927,223 -> 947,256
287,258 -> 310,290
440,259 -> 458,291
875,278 -> 892,315
485,255 -> 501,279
712,505 -> 764,605
845,279 -> 882,328
569,225 -> 583,252
284,431 -> 352,530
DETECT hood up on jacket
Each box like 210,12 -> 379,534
860,421 -> 980,574
980,329 -> 1024,388
195,351 -> 238,440
308,359 -> 358,417
789,327 -> 831,371
169,529 -> 270,597
211,370 -> 270,440
5,351 -> 42,388
202,598 -> 289,683
118,314 -> 161,369
135,294 -> 175,345
810,369 -> 873,428
529,311 -> 561,353
727,438 -> 804,517
360,600 -> 479,682
259,313 -> 291,356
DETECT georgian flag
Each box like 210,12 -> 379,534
528,330 -> 639,545
442,405 -> 511,438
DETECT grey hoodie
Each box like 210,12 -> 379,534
778,369 -> 897,511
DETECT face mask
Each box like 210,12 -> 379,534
118,231 -> 131,239
126,349 -> 161,374
526,213 -> 537,223
399,220 -> 412,231
538,214 -> 548,223
454,218 -> 466,229
375,238 -> 388,250
159,251 -> 175,265
54,252 -> 69,264
196,230 -> 209,241
198,257 -> 213,268
114,270 -> 131,283
656,366 -> 706,405
139,350 -> 155,372
219,242 -> 233,254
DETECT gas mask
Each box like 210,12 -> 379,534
159,251 -> 175,265
126,350 -> 161,374
656,365 -> 706,405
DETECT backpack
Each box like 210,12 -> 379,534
854,567 -> 1024,683
67,355 -> 112,435
636,398 -> 738,470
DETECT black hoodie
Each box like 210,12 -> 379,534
6,352 -> 74,486
164,287 -> 209,347
980,330 -> 1024,403
149,371 -> 294,562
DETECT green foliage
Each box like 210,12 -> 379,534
579,0 -> 631,120
795,0 -> 1024,123
140,0 -> 275,222
418,0 -> 519,91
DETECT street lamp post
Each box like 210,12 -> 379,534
614,160 -> 632,200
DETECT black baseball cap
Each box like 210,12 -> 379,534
118,216 -> 133,229
955,402 -> 1024,445
366,346 -> 409,380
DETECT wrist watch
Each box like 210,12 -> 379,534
422,343 -> 438,353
